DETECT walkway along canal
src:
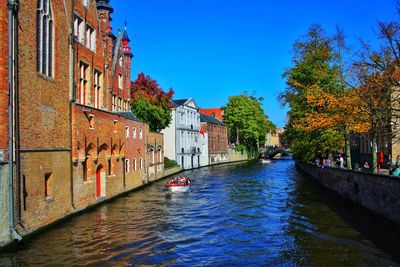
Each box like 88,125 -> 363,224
1,159 -> 400,266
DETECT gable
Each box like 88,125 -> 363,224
186,98 -> 199,109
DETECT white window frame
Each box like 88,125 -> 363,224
126,126 -> 129,138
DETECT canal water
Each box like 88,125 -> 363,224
1,159 -> 400,266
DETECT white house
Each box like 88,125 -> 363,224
162,98 -> 202,169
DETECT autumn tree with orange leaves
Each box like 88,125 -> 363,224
130,73 -> 174,132
280,25 -> 371,165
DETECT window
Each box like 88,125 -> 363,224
139,129 -> 143,139
83,0 -> 88,7
79,62 -> 88,105
118,74 -> 123,89
112,95 -> 117,111
133,128 -> 137,139
44,172 -> 53,198
94,70 -> 102,109
126,126 -> 129,137
89,114 -> 94,129
37,0 -> 54,77
133,158 -> 137,171
125,159 -> 130,173
139,158 -> 143,170
73,15 -> 84,42
158,149 -> 162,163
150,149 -> 155,164
82,160 -> 87,182
118,97 -> 122,111
86,25 -> 95,50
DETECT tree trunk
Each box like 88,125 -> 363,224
236,127 -> 239,144
372,136 -> 378,173
344,132 -> 352,169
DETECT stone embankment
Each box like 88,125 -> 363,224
297,162 -> 400,225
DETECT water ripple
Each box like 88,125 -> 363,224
1,159 -> 400,266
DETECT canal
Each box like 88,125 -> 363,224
1,159 -> 400,266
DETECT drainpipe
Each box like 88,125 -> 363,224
8,0 -> 22,242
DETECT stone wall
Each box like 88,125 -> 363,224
0,163 -> 10,247
297,162 -> 400,225
227,148 -> 249,163
163,166 -> 181,178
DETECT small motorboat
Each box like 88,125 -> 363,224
260,158 -> 271,164
165,176 -> 191,193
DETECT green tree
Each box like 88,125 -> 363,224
223,93 -> 271,151
130,73 -> 174,132
280,24 -> 345,162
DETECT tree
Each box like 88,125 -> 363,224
223,93 -> 271,151
348,11 -> 400,172
280,24 -> 346,162
130,73 -> 174,132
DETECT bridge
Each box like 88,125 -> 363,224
259,146 -> 290,159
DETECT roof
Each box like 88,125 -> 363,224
114,111 -> 141,122
96,0 -> 113,13
200,113 -> 225,126
111,30 -> 122,75
122,24 -> 130,41
171,98 -> 200,109
200,108 -> 224,121
172,99 -> 188,107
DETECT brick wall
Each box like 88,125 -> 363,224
0,0 -> 8,160
15,0 -> 73,235
18,151 -> 72,234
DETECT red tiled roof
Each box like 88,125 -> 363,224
200,108 -> 224,121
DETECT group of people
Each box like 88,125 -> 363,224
315,154 -> 344,168
387,155 -> 400,176
167,176 -> 191,185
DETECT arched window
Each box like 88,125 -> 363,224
125,126 -> 130,138
158,148 -> 162,163
125,159 -> 130,173
37,0 -> 54,77
133,128 -> 137,139
139,158 -> 143,170
133,158 -> 137,171
139,129 -> 143,139
150,149 -> 155,164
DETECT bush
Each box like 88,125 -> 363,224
164,157 -> 177,169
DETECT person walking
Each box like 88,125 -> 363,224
339,154 -> 344,168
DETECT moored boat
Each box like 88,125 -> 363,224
260,158 -> 271,164
165,176 -> 191,192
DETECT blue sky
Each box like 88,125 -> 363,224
110,0 -> 396,128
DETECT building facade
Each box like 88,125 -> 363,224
163,99 -> 202,169
146,132 -> 164,181
0,0 -> 162,246
200,113 -> 228,165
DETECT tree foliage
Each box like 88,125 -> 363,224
130,73 -> 174,132
280,25 -> 352,162
223,93 -> 272,150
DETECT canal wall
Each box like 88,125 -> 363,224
226,148 -> 249,163
0,162 -> 11,248
297,162 -> 400,225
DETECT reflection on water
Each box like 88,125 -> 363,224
1,159 -> 400,266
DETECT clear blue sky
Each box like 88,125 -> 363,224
110,0 -> 396,128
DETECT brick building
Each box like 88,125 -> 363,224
200,113 -> 228,164
0,0 -> 159,246
70,0 -> 147,211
